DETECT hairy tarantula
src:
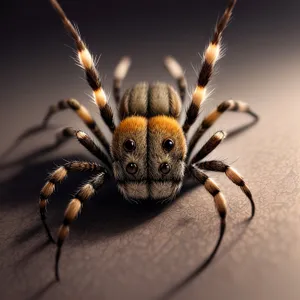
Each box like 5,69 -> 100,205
39,0 -> 258,280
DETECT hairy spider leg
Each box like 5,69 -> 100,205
189,131 -> 226,165
50,0 -> 116,132
196,160 -> 255,218
39,161 -> 106,242
113,56 -> 132,103
55,171 -> 108,280
164,56 -> 187,102
43,98 -> 111,154
188,130 -> 255,218
188,99 -> 258,158
183,0 -> 237,133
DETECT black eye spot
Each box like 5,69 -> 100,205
123,139 -> 136,152
159,163 -> 171,175
162,139 -> 175,152
126,162 -> 138,174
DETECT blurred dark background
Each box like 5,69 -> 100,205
0,1 -> 300,299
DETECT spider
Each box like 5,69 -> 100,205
39,0 -> 258,281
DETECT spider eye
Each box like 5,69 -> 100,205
123,139 -> 136,152
162,138 -> 175,152
126,162 -> 138,174
159,163 -> 171,175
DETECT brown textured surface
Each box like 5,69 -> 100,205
1,0 -> 300,299
1,66 -> 299,300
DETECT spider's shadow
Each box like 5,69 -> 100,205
0,149 -> 201,245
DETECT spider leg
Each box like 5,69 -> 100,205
55,171 -> 108,281
113,56 -> 131,103
164,56 -> 187,102
189,164 -> 227,253
75,130 -> 112,170
39,161 -> 106,243
189,131 -> 226,165
167,165 -> 227,295
183,0 -> 237,134
190,165 -> 227,221
55,127 -> 112,170
187,99 -> 258,158
196,160 -> 255,218
43,98 -> 110,154
49,0 -> 116,132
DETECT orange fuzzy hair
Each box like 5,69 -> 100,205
113,116 -> 147,136
149,115 -> 187,157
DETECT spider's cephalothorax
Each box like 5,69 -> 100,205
113,83 -> 186,203
39,0 -> 259,281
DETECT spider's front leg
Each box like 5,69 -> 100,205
188,131 -> 255,218
39,161 -> 107,243
189,165 -> 227,223
50,0 -> 116,133
189,165 -> 227,257
55,171 -> 108,281
187,134 -> 228,244
162,164 -> 227,297
196,160 -> 255,218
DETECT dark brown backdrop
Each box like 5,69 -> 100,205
1,0 -> 300,299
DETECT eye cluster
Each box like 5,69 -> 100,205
160,138 -> 175,174
122,138 -> 175,175
123,139 -> 138,174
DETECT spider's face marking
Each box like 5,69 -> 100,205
148,116 -> 186,201
112,115 -> 186,202
112,116 -> 148,181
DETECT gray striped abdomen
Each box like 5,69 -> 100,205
119,82 -> 182,119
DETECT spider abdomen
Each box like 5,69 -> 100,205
119,82 -> 182,120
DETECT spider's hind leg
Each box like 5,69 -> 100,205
164,56 -> 187,102
113,56 -> 131,103
183,0 -> 237,134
